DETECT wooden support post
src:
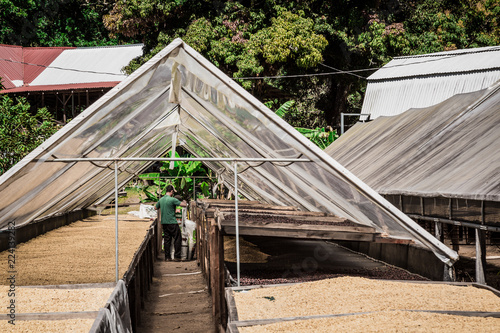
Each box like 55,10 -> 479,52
129,276 -> 137,332
209,217 -> 221,329
435,221 -> 442,242
156,217 -> 162,258
449,199 -> 459,252
204,215 -> 210,281
451,226 -> 460,252
55,92 -> 59,120
62,93 -> 67,123
219,225 -> 227,330
134,267 -> 142,326
71,92 -> 75,118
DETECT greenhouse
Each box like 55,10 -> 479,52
0,38 -> 456,265
327,81 -> 500,284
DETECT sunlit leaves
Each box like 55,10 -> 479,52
248,11 -> 328,68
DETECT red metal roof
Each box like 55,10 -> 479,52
0,81 -> 120,94
0,45 -> 23,89
0,44 -> 142,94
0,45 -> 74,90
23,47 -> 73,84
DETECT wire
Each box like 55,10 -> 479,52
235,69 -> 374,80
0,58 -> 125,76
3,45 -> 498,81
233,47 -> 500,80
320,63 -> 366,79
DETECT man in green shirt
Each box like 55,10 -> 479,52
155,185 -> 187,261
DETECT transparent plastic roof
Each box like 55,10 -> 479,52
0,39 -> 457,264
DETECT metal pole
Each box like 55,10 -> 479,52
234,162 -> 240,287
475,229 -> 486,284
341,113 -> 344,135
50,157 -> 309,163
114,161 -> 119,282
340,113 -> 371,135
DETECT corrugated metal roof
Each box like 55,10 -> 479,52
361,46 -> 500,119
23,47 -> 72,84
30,44 -> 143,86
0,44 -> 143,93
369,46 -> 500,80
0,45 -> 23,89
327,81 -> 500,202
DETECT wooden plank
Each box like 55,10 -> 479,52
22,282 -> 116,289
226,322 -> 240,333
232,312 -> 373,327
222,225 -> 377,242
402,309 -> 500,318
1,311 -> 100,321
473,283 -> 500,298
217,208 -> 327,217
156,218 -> 162,258
220,220 -> 376,233
134,267 -> 141,326
219,227 -> 227,328
225,289 -> 239,322
214,205 -> 298,211
219,212 -> 349,224
128,276 -> 137,333
209,218 -> 220,326
374,236 -> 414,244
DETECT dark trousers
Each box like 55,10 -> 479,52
162,223 -> 181,259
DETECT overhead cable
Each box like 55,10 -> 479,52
0,58 -> 124,76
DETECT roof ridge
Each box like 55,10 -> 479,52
73,43 -> 144,50
394,46 -> 500,60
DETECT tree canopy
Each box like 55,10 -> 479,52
0,0 -> 128,46
105,0 -> 499,129
1,0 -> 498,130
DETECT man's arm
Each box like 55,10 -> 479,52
179,200 -> 187,207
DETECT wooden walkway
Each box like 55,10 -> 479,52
137,258 -> 215,333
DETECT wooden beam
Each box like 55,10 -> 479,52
220,220 -> 376,233
225,289 -> 239,322
156,218 -> 162,259
374,236 -> 414,244
221,223 -> 378,242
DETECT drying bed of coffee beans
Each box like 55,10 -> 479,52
223,214 -> 358,227
234,265 -> 427,286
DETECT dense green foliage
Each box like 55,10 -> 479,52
1,0 -> 498,134
103,0 -> 499,130
0,0 -> 128,46
0,96 -> 59,174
